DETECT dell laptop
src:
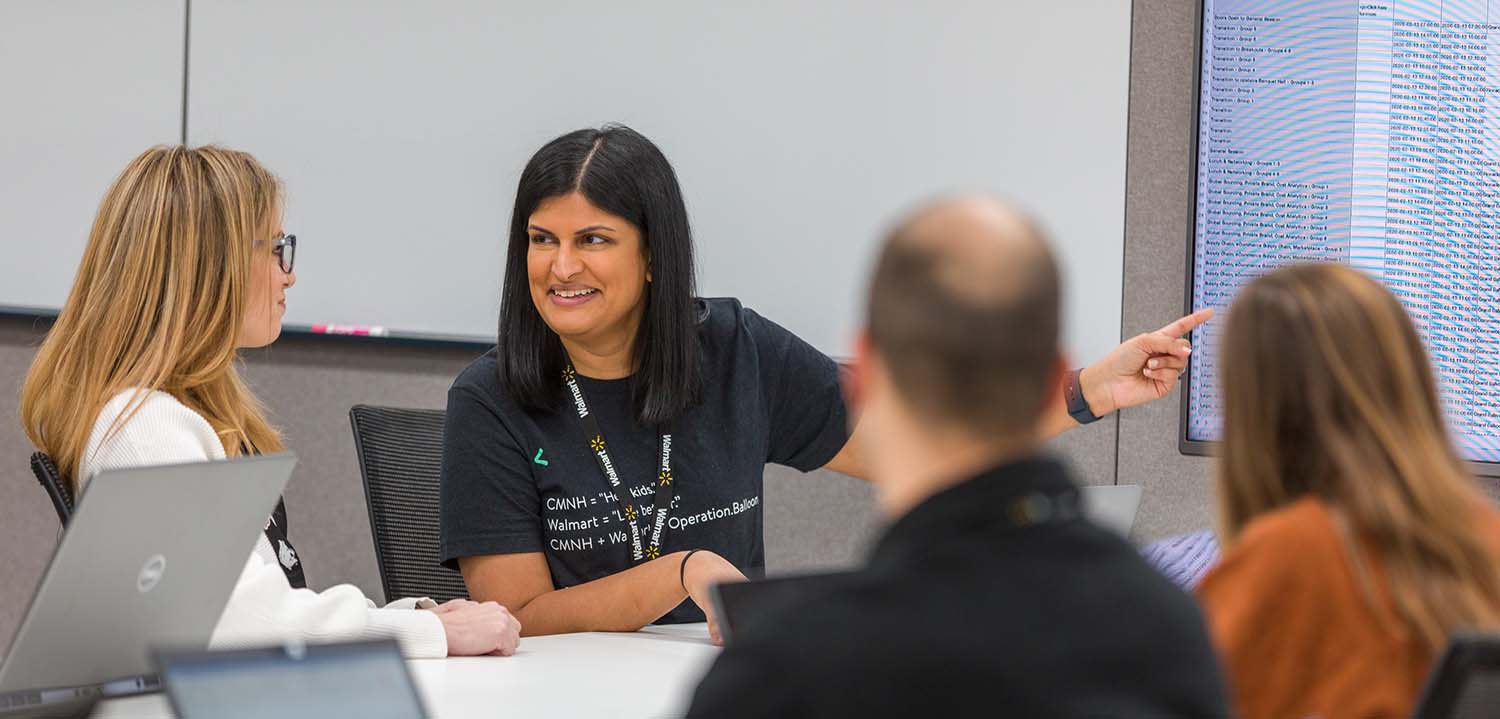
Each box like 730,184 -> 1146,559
0,453 -> 297,717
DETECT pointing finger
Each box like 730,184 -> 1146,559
1155,308 -> 1215,339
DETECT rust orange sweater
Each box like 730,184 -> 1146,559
1197,496 -> 1500,719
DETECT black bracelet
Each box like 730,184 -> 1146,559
1064,368 -> 1104,425
680,549 -> 703,592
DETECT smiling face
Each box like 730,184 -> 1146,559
526,192 -> 650,352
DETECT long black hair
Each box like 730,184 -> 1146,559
497,125 -> 702,426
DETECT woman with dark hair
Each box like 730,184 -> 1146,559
440,125 -> 1207,643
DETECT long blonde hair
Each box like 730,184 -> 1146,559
1218,262 -> 1500,651
21,145 -> 286,490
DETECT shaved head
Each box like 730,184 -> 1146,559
867,195 -> 1061,438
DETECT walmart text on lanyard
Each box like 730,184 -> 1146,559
564,365 -> 675,563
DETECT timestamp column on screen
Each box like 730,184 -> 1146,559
1384,2 -> 1500,461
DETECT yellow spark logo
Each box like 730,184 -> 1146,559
590,436 -> 605,453
625,506 -> 637,521
645,546 -> 660,559
659,471 -> 673,486
563,366 -> 576,381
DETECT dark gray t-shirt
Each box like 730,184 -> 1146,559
439,298 -> 850,623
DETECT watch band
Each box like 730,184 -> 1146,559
1065,369 -> 1104,425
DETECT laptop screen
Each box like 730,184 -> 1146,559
713,572 -> 859,646
156,640 -> 425,719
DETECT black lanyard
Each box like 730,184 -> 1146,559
563,364 -> 675,563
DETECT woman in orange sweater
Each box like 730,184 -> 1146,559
1197,263 -> 1500,719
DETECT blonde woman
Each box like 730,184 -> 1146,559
1197,263 -> 1500,719
21,145 -> 520,658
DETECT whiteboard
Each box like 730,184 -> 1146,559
9,1 -> 1130,361
0,0 -> 184,313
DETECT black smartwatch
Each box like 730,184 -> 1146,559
1064,369 -> 1104,425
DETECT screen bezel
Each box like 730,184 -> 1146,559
1175,1 -> 1500,477
1178,0 -> 1213,461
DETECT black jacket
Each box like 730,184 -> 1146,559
687,457 -> 1229,718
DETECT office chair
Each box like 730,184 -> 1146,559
1412,633 -> 1500,719
30,451 -> 73,527
349,405 -> 470,604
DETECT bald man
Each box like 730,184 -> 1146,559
686,198 -> 1228,718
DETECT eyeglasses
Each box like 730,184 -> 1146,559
264,233 -> 296,274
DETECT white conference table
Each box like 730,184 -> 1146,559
91,624 -> 720,718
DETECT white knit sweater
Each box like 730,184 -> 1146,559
78,389 -> 447,658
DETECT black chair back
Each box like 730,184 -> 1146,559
349,405 -> 469,604
1413,632 -> 1500,719
30,451 -> 73,526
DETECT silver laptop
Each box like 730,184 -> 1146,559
0,453 -> 296,716
1079,484 -> 1143,536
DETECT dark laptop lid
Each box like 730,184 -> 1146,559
709,572 -> 859,647
155,640 -> 425,719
